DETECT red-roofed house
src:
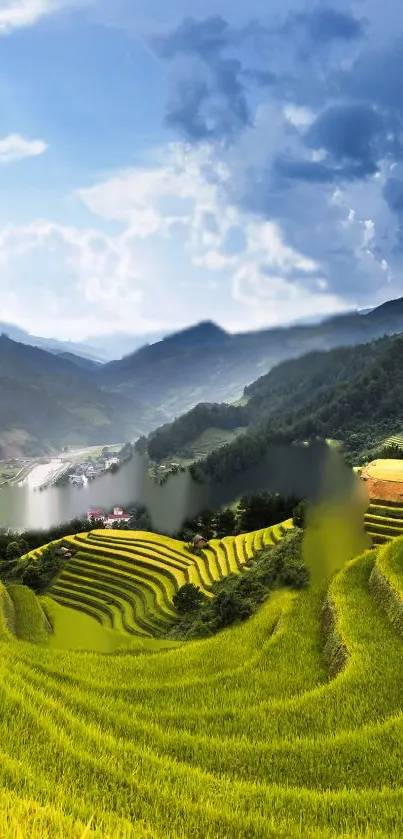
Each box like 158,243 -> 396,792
87,508 -> 105,522
104,506 -> 132,527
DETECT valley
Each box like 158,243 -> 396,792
3,301 -> 403,838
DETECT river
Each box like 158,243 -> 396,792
0,442 -> 358,535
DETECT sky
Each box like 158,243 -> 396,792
1,0 -> 403,340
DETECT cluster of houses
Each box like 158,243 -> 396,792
68,456 -> 121,487
86,506 -> 133,528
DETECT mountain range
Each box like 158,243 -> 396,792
0,321 -> 167,363
3,296 -> 403,459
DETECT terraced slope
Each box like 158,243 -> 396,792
45,522 -> 292,638
2,541 -> 403,836
385,433 -> 403,448
365,499 -> 403,544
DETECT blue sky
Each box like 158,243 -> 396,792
1,0 -> 403,340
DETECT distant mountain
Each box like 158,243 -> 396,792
0,322 -> 105,363
0,336 -> 168,458
5,295 -> 403,459
98,297 -> 403,417
82,330 -> 168,360
55,352 -> 103,371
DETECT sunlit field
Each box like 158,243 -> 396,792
2,523 -> 403,837
365,458 -> 403,481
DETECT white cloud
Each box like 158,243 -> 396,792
0,134 -> 48,164
232,265 -> 349,329
0,137 -> 388,341
283,104 -> 315,127
0,0 -> 94,33
0,0 -> 57,32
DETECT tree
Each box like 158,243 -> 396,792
173,583 -> 206,614
292,501 -> 307,529
211,590 -> 252,629
134,436 -> 148,455
18,539 -> 29,557
213,508 -> 236,538
6,541 -> 21,561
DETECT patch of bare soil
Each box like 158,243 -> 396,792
360,469 -> 403,502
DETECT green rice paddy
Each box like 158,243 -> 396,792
1,520 -> 403,837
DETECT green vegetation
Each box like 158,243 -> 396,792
147,403 -> 248,462
2,522 -> 403,835
0,462 -> 20,485
145,332 -> 403,482
0,335 -> 165,457
170,529 -> 307,639
44,521 -> 292,639
364,499 -> 403,544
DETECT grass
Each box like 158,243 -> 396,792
364,499 -> 403,543
364,458 -> 403,481
45,522 -> 293,641
3,524 -> 403,835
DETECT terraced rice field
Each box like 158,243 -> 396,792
365,499 -> 403,544
42,523 -> 293,641
384,434 -> 403,448
2,523 -> 403,836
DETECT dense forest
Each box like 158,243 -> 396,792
147,403 -> 247,461
144,334 -> 403,481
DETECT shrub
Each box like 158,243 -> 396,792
292,501 -> 307,529
173,583 -> 206,615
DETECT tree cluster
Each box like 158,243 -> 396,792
147,403 -> 248,462
169,529 -> 308,639
175,492 -> 300,542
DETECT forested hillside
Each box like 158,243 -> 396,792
145,334 -> 403,481
6,296 -> 403,458
0,336 -> 168,458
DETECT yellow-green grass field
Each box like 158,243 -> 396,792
3,523 -> 403,836
17,521 -> 292,651
364,458 -> 403,481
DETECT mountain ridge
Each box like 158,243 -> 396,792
4,295 -> 403,458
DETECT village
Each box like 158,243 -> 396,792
64,452 -> 122,488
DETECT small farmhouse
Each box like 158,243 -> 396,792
55,545 -> 74,559
87,508 -> 106,522
192,534 -> 208,548
103,506 -> 132,527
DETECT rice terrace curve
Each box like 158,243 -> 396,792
2,517 -> 403,836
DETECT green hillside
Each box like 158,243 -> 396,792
1,519 -> 403,836
22,523 -> 292,644
0,335 -> 167,458
1,529 -> 403,836
146,332 -> 403,479
364,499 -> 403,544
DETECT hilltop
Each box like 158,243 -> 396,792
98,296 -> 403,414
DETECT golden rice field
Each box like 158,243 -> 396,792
365,498 -> 403,545
2,521 -> 403,837
364,458 -> 403,482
